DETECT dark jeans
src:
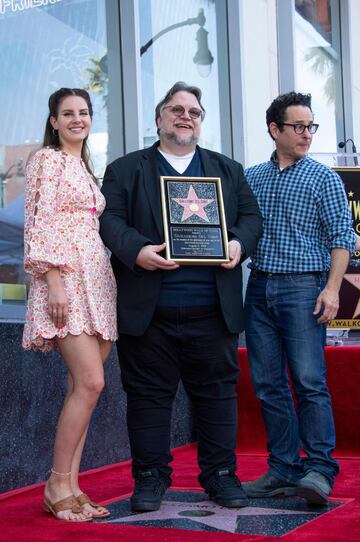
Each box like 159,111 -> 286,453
244,272 -> 339,485
116,305 -> 239,486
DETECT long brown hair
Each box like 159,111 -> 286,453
43,88 -> 96,180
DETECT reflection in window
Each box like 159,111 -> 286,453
0,0 -> 109,320
138,0 -> 228,152
294,0 -> 339,153
240,0 -> 278,167
349,0 -> 360,150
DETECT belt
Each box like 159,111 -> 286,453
253,270 -> 323,277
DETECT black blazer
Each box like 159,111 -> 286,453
100,143 -> 262,335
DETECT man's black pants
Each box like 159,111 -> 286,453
116,305 -> 240,486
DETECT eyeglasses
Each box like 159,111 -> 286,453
162,105 -> 205,121
279,123 -> 319,134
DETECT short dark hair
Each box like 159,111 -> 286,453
155,81 -> 205,133
266,91 -> 312,139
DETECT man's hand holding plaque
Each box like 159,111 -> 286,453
136,243 -> 179,271
221,239 -> 242,269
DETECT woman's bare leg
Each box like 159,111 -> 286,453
44,333 -> 105,521
69,337 -> 114,516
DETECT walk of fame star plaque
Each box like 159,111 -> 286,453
160,176 -> 229,264
93,489 -> 346,536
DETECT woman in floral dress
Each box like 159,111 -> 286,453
23,88 -> 117,522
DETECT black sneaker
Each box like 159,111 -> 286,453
131,469 -> 171,512
204,468 -> 249,508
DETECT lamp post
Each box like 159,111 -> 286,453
97,9 -> 214,80
140,8 -> 214,77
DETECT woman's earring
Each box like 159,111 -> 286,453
52,128 -> 58,139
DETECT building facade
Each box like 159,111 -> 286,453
1,0 -> 359,322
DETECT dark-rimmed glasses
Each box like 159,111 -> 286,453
279,123 -> 319,134
162,105 -> 205,121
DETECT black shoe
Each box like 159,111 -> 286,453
131,469 -> 171,512
296,471 -> 331,506
204,468 -> 249,508
242,470 -> 297,498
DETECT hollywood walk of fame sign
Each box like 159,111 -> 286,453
329,167 -> 360,329
160,176 -> 229,264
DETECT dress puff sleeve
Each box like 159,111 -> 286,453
24,148 -> 76,276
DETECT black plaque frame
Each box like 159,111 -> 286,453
160,176 -> 229,264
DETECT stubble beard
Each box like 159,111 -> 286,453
159,128 -> 199,147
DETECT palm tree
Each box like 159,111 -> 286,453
304,46 -> 335,105
84,55 -> 108,106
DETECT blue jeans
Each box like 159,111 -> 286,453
244,272 -> 339,485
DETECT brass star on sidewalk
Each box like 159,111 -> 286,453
107,499 -> 318,533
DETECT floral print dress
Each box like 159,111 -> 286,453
23,147 -> 117,352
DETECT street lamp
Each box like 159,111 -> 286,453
140,9 -> 214,78
98,9 -> 214,79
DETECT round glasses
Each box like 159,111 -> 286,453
279,123 -> 319,134
162,105 -> 205,121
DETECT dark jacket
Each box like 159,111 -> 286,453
100,142 -> 262,335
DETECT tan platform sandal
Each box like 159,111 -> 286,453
76,493 -> 111,518
44,495 -> 93,522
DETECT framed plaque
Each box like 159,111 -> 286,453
160,176 -> 229,264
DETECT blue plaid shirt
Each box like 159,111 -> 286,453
245,153 -> 355,273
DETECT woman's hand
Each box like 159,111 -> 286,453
45,268 -> 68,328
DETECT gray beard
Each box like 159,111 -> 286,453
159,129 -> 199,147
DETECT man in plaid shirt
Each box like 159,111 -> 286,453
242,92 -> 355,505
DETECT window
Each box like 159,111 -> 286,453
0,0 -> 111,321
239,0 -> 278,167
294,0 -> 341,153
138,0 -> 230,153
349,0 -> 360,150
